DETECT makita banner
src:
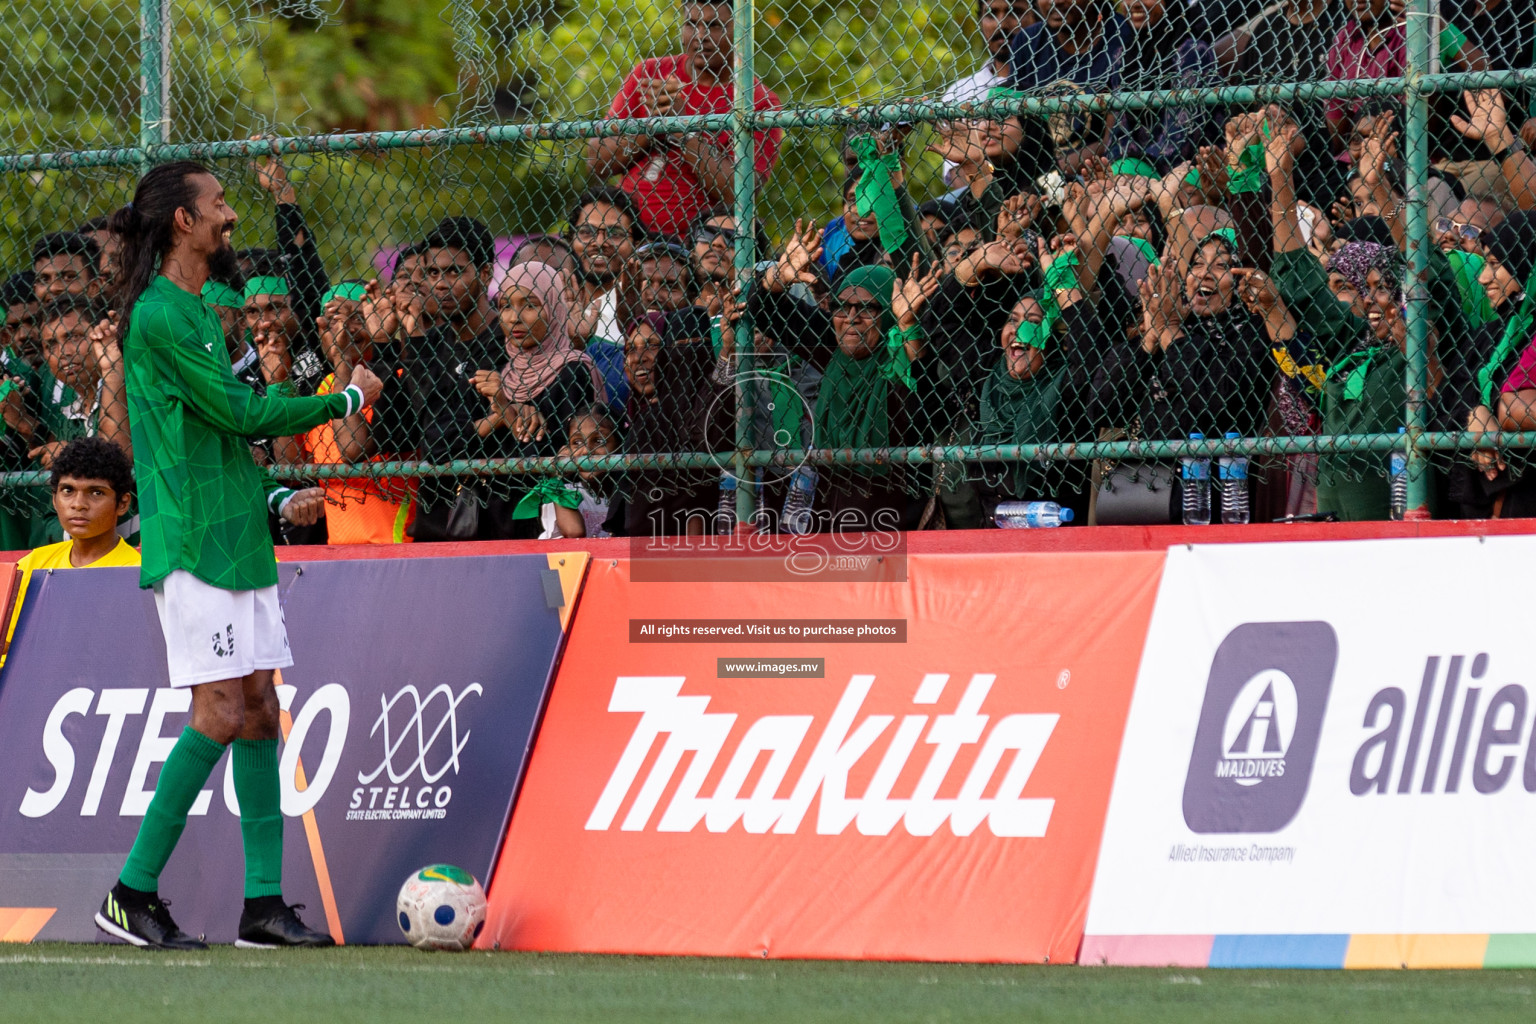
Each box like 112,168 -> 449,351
483,551 -> 1164,962
1083,537 -> 1536,969
0,554 -> 583,945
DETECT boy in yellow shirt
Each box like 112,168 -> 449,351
7,437 -> 138,651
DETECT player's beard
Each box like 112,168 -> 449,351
208,242 -> 240,282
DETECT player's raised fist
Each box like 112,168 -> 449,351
349,364 -> 384,408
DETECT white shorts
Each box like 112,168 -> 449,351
152,570 -> 293,688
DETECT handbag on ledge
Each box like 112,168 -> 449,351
1088,426 -> 1178,526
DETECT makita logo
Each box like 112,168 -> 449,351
1183,622 -> 1337,834
586,673 -> 1059,838
1350,653 -> 1536,796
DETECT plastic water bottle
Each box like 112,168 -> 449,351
717,474 -> 737,534
993,501 -> 1075,528
781,467 -> 817,534
1181,432 -> 1212,525
1389,427 -> 1408,522
1218,431 -> 1250,525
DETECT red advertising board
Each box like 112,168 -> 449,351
483,551 -> 1164,962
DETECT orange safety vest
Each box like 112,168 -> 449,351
303,373 -> 415,544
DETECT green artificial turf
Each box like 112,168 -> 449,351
0,944 -> 1532,1023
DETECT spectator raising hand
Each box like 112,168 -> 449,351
0,374 -> 37,441
87,311 -> 130,458
891,253 -> 944,359
352,279 -> 398,349
1232,267 -> 1297,344
1343,110 -> 1405,241
927,120 -> 992,190
954,233 -> 1036,287
253,321 -> 291,388
1138,263 -> 1187,353
1194,145 -> 1229,205
1451,88 -> 1536,210
995,194 -> 1040,241
252,136 -> 298,207
637,75 -> 684,121
764,219 -> 823,293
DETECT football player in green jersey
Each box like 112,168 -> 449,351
94,161 -> 383,950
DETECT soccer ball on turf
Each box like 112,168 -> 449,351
396,864 -> 487,951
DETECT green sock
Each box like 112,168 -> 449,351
232,738 -> 284,899
118,726 -> 225,892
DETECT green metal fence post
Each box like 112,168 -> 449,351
139,0 -> 169,172
731,0 -> 757,527
1401,0 -> 1434,518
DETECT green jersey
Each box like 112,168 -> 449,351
124,276 -> 361,591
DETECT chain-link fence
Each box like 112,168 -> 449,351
3,0 -> 1536,545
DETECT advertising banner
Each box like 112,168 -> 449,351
483,551 -> 1164,962
0,553 -> 583,944
1083,537 -> 1536,969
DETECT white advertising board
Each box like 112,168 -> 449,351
1085,537 -> 1536,951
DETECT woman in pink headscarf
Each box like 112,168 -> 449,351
472,260 -> 604,455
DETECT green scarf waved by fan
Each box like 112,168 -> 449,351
847,134 -> 907,254
1444,250 -> 1498,329
512,477 -> 583,519
976,319 -> 1063,496
1226,141 -> 1268,194
813,265 -> 912,474
1111,157 -> 1160,180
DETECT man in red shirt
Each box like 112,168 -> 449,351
585,1 -> 783,237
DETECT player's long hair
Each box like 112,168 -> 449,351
108,160 -> 214,331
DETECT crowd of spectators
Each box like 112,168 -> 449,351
5,0 -> 1536,545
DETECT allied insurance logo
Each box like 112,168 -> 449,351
1182,622 -> 1338,834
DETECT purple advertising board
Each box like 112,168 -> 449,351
0,553 -> 581,944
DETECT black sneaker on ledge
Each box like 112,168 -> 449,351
95,889 -> 208,951
236,900 -> 335,949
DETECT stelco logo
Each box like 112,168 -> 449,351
586,672 -> 1059,838
348,683 -> 482,820
18,682 -> 480,822
1183,622 -> 1338,834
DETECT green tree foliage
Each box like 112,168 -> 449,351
252,0 -> 461,133
1,0 -> 984,277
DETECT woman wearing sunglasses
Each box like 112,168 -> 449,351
750,240 -> 943,532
